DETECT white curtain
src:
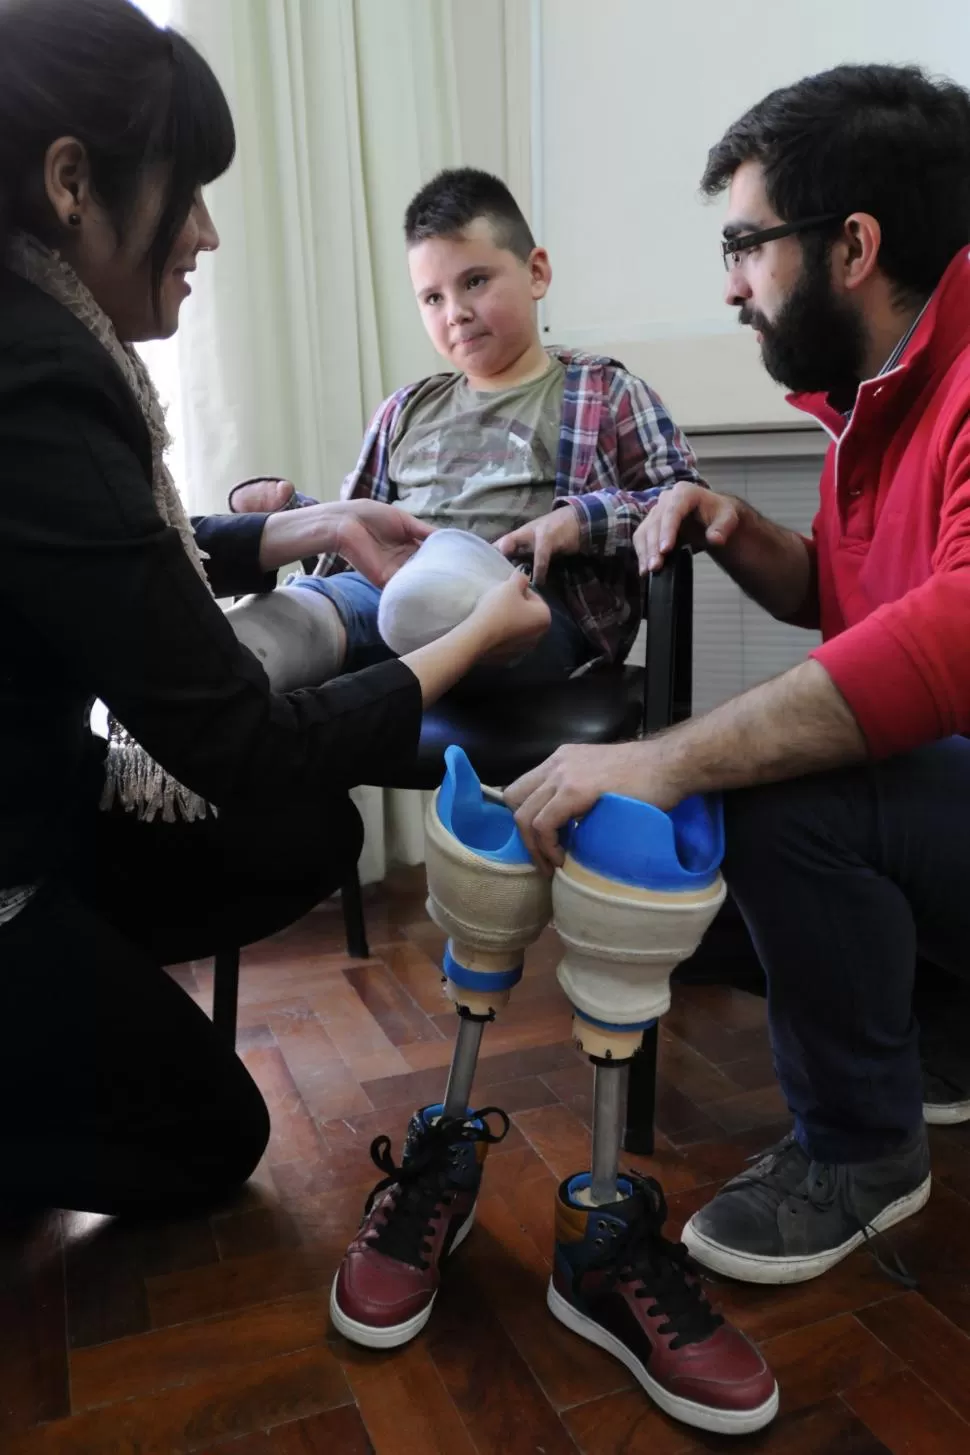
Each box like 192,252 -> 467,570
169,0 -> 523,883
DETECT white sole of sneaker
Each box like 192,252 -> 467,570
682,1173 -> 932,1285
547,1281 -> 779,1435
924,1100 -> 970,1125
328,1206 -> 476,1349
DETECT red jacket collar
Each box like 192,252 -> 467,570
787,247 -> 970,434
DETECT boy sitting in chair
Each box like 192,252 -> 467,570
228,168 -> 702,689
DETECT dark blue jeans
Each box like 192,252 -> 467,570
724,737 -> 970,1163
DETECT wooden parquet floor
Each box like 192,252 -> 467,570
3,865 -> 970,1454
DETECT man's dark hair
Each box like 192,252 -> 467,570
702,63 -> 970,301
404,167 -> 536,261
0,0 -> 234,313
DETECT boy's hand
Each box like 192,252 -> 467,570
467,570 -> 552,661
633,485 -> 741,575
331,501 -> 434,586
494,508 -> 581,587
229,478 -> 296,513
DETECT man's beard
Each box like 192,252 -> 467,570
741,254 -> 867,399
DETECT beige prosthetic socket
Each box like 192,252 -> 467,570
424,791 -> 552,1015
424,771 -> 553,1117
553,859 -> 725,1059
226,586 -> 347,690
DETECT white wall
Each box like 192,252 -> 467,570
535,0 -> 970,430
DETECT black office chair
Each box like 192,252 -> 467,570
212,545 -> 695,1160
338,546 -> 692,939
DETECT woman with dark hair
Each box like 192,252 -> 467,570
0,0 -> 549,1217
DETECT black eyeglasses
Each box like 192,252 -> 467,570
721,213 -> 843,271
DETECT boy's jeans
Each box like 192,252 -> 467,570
291,570 -> 591,689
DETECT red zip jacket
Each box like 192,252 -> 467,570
788,247 -> 970,757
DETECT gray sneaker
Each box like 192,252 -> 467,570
918,986 -> 970,1125
922,1065 -> 970,1125
682,1129 -> 931,1285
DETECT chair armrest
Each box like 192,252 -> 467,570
643,545 -> 694,734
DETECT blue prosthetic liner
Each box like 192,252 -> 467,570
425,1102 -> 482,1128
438,745 -> 723,889
436,745 -> 531,864
565,790 -> 724,892
443,945 -> 523,994
572,1007 -> 656,1036
567,1172 -> 633,1204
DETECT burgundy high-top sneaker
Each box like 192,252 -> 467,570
549,1172 -> 778,1435
330,1103 -> 509,1348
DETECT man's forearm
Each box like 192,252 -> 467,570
653,658 -> 866,804
502,656 -> 867,871
709,498 -> 817,622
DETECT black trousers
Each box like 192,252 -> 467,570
0,796 -> 362,1216
724,737 -> 970,1163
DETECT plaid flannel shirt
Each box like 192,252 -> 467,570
315,347 -> 703,662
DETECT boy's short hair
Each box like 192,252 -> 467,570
404,167 -> 536,262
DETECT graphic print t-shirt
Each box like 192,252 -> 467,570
388,358 -> 565,541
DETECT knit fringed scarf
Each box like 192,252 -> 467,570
8,233 -> 213,822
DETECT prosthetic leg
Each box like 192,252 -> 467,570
547,791 -> 778,1434
423,745 -> 553,1115
329,747 -> 552,1350
553,789 -> 725,1201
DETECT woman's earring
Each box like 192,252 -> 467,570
68,213 -> 81,227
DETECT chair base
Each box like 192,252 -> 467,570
622,1022 -> 659,1156
212,946 -> 240,1045
341,866 -> 370,959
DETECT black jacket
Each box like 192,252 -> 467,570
0,271 -> 421,885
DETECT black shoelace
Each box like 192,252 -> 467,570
793,1162 -> 918,1290
733,1135 -> 918,1290
584,1174 -> 724,1350
362,1106 -> 509,1269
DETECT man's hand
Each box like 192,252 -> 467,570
504,741 -> 673,875
633,484 -> 742,575
331,501 -> 434,586
494,507 -> 582,587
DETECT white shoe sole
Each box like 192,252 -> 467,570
547,1282 -> 778,1436
924,1100 -> 970,1125
329,1206 -> 475,1349
682,1174 -> 932,1285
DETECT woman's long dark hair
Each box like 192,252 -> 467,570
0,0 -> 235,307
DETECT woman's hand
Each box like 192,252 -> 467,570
467,570 -> 552,661
330,501 -> 434,586
399,569 -> 551,707
259,498 -> 433,578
